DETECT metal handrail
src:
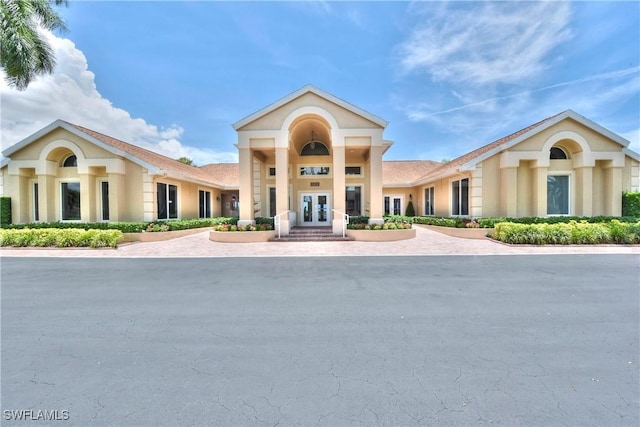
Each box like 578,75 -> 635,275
273,210 -> 289,239
332,209 -> 349,238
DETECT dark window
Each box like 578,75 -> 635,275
199,190 -> 211,218
547,175 -> 569,215
101,182 -> 110,221
384,196 -> 390,216
452,178 -> 469,216
269,167 -> 276,177
157,183 -> 178,220
424,186 -> 434,216
61,182 -> 81,220
33,183 -> 39,221
550,147 -> 568,159
269,187 -> 276,217
301,142 -> 329,156
345,166 -> 361,175
346,186 -> 362,216
62,155 -> 77,167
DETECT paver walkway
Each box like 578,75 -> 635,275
1,225 -> 638,258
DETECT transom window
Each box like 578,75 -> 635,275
550,147 -> 568,160
345,166 -> 362,176
301,142 -> 329,156
62,155 -> 77,167
300,166 -> 330,176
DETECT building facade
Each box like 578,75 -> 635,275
1,85 -> 638,230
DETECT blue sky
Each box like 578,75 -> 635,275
1,1 -> 639,164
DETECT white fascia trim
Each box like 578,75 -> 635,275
0,158 -> 8,168
459,110 -> 631,171
624,148 -> 640,162
2,120 -> 163,175
232,84 -> 388,130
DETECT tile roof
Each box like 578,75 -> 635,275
382,160 -> 442,186
415,111 -> 566,183
198,163 -> 240,188
66,122 -> 232,187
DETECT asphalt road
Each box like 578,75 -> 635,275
1,255 -> 638,426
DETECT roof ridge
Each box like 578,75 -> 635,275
414,111 -> 567,183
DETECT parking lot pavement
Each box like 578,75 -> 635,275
1,225 -> 639,258
2,255 -> 638,426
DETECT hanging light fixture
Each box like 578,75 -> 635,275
309,131 -> 316,150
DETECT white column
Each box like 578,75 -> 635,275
275,146 -> 290,235
368,145 -> 384,225
238,147 -> 254,226
332,143 -> 346,234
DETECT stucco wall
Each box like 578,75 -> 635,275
238,92 -> 383,131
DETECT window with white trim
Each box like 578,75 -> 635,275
62,155 -> 77,167
424,186 -> 435,216
33,182 -> 39,222
346,186 -> 362,216
451,178 -> 469,216
199,190 -> 211,218
157,183 -> 178,220
547,175 -> 569,215
61,182 -> 81,221
384,196 -> 403,216
345,166 -> 362,176
101,181 -> 110,221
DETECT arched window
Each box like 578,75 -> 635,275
62,154 -> 78,167
301,142 -> 329,156
550,147 -> 568,160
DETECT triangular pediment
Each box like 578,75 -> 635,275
233,84 -> 388,131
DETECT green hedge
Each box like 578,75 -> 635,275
0,197 -> 11,227
492,220 -> 640,245
4,221 -> 148,233
349,216 -> 369,225
623,192 -> 640,217
413,216 -> 466,228
2,217 -> 241,233
0,228 -> 123,248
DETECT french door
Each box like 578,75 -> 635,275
300,193 -> 330,226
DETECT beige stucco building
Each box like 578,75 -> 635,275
1,85 -> 638,231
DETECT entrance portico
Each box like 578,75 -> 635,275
233,85 -> 392,236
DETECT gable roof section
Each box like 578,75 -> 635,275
233,84 -> 388,130
415,109 -> 637,185
198,163 -> 239,188
383,160 -> 442,187
2,120 -> 231,188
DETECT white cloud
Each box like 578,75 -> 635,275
397,1 -> 572,85
0,32 -> 238,165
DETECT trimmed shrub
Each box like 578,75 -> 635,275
405,201 -> 416,217
622,192 -> 640,217
0,228 -> 122,248
0,197 -> 11,227
492,220 -> 640,245
255,217 -> 275,227
349,216 -> 369,225
413,216 -> 464,228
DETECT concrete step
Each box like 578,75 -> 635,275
269,235 -> 354,242
269,226 -> 353,242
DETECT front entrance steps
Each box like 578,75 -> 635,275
269,226 -> 354,242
